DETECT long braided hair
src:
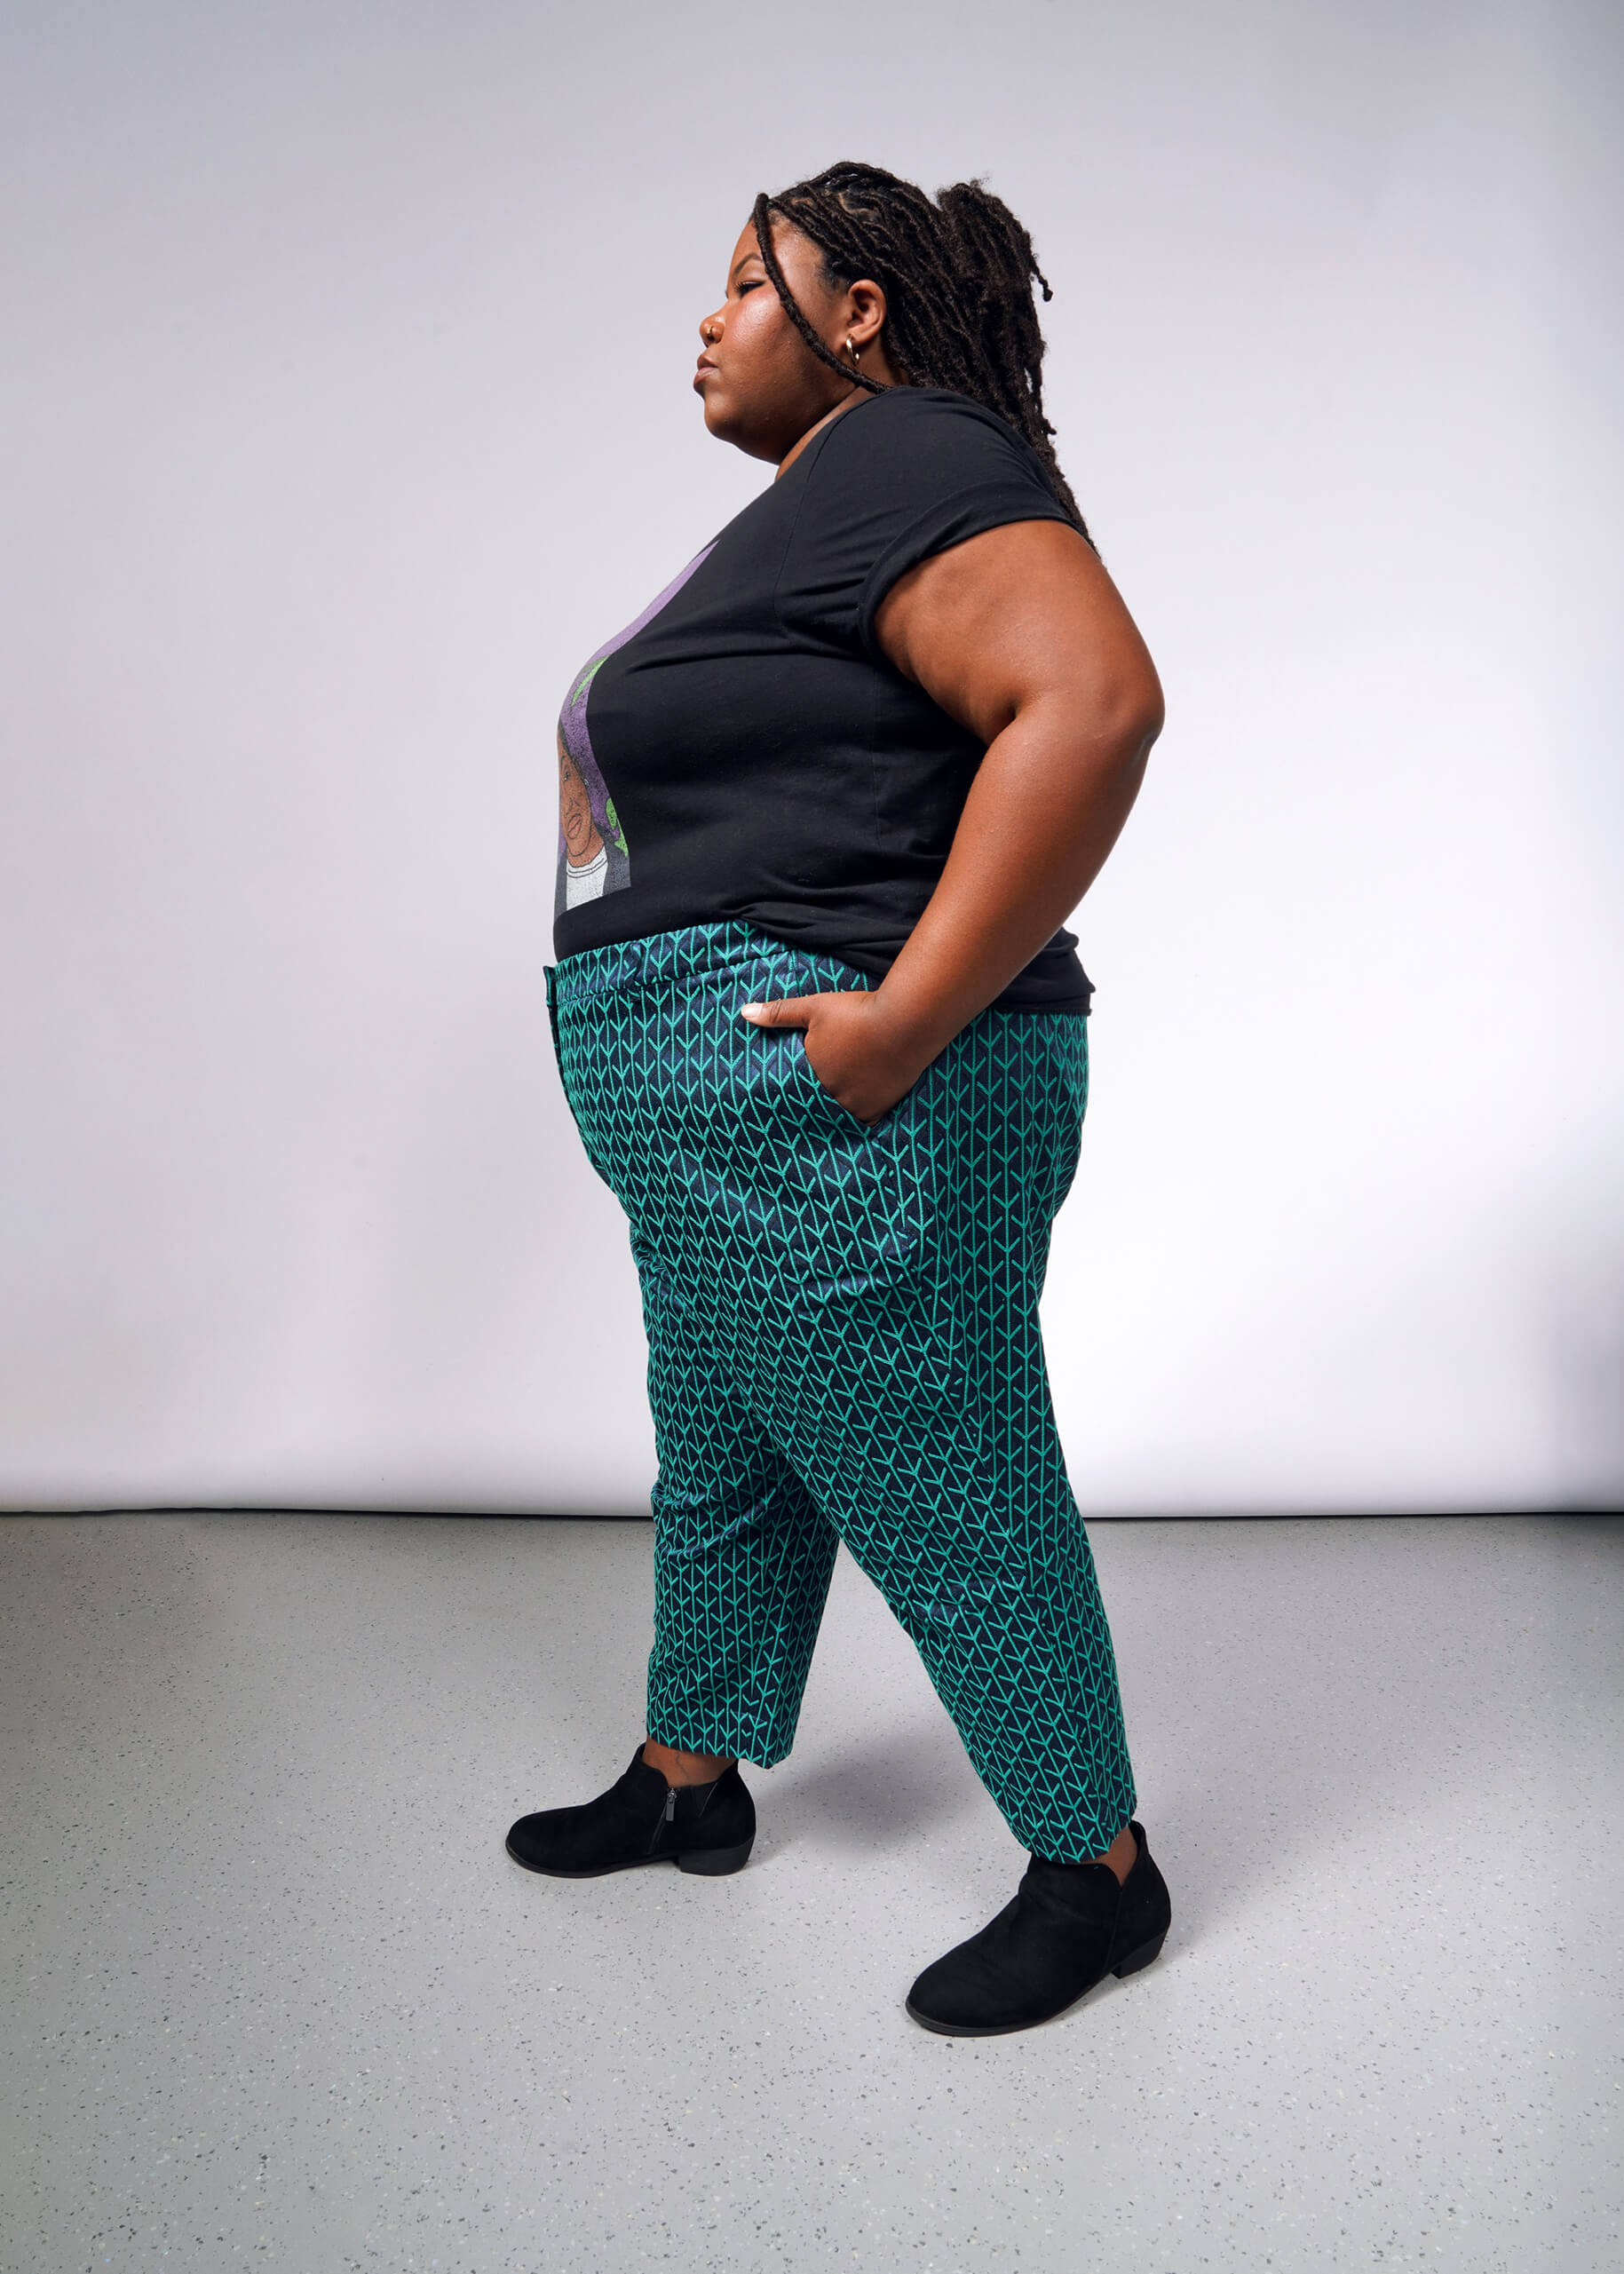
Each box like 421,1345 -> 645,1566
750,161 -> 1090,544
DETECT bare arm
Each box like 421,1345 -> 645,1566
742,518 -> 1164,1120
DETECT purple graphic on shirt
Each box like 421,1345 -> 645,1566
555,544 -> 717,920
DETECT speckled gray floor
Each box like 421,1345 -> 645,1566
0,1514 -> 1618,2273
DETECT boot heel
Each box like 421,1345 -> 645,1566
677,1838 -> 753,1877
1112,1929 -> 1168,1978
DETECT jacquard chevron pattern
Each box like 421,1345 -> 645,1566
546,922 -> 1137,1861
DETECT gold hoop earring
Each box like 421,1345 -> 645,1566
846,335 -> 861,366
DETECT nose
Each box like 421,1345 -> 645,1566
699,313 -> 721,347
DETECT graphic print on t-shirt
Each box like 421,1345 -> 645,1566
555,544 -> 717,923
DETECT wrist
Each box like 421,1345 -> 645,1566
868,977 -> 962,1071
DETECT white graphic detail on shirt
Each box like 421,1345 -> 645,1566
565,842 -> 609,908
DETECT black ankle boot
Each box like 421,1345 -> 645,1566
905,1822 -> 1171,2036
505,1747 -> 755,1879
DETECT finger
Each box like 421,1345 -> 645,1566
740,994 -> 816,1028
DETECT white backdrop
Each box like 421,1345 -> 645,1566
2,0 -> 1619,1514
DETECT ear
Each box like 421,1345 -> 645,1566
843,276 -> 890,354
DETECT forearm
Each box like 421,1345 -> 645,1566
875,697 -> 1154,1059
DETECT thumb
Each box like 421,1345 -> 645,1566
740,994 -> 816,1029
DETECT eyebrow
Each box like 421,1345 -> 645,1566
730,253 -> 764,282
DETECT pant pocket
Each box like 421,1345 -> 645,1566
790,1031 -> 881,1137
764,1035 -> 923,1301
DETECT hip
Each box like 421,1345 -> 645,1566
545,922 -> 1088,1247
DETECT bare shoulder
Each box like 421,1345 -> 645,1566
877,519 -> 1107,646
875,520 -> 1158,741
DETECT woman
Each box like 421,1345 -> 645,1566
507,162 -> 1168,2039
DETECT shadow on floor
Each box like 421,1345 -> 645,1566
756,1719 -> 975,1857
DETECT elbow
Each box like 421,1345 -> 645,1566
1014,666 -> 1164,788
1098,670 -> 1164,780
1126,661 -> 1166,759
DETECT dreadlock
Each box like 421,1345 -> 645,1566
750,162 -> 1090,544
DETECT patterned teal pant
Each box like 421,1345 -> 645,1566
546,922 -> 1137,1861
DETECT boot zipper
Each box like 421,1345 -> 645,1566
651,1785 -> 676,1854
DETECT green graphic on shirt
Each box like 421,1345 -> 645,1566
569,657 -> 606,709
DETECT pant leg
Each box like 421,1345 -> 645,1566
550,926 -> 864,1772
768,1008 -> 1138,1862
727,1004 -> 1132,1855
636,1233 -> 839,1766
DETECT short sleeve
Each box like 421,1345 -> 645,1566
791,390 -> 1075,660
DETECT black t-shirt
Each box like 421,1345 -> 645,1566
551,386 -> 1091,1012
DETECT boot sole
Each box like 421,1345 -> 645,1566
504,1835 -> 754,1880
904,1928 -> 1168,2037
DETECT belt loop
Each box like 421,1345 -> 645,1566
543,963 -> 561,1058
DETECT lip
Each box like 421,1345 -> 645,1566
694,356 -> 717,381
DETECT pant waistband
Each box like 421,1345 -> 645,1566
546,923 -> 873,1010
